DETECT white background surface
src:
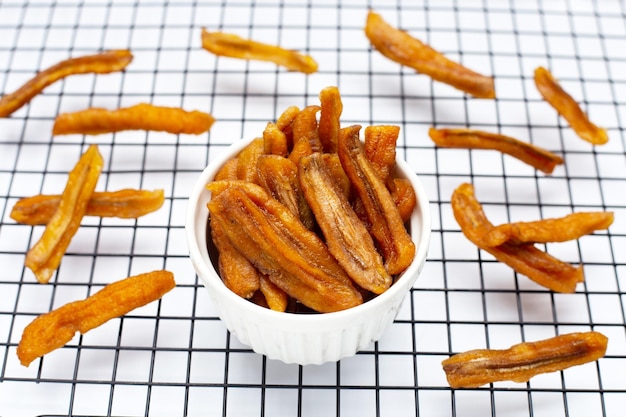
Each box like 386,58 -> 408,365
1,1 -> 625,416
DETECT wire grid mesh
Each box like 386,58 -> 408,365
0,0 -> 625,416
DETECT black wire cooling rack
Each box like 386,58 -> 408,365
1,1 -> 625,416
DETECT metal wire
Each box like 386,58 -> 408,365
1,0 -> 625,416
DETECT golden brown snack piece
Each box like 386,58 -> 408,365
236,137 -> 265,184
482,211 -> 614,247
275,105 -> 300,145
256,155 -> 300,217
388,178 -> 417,224
442,331 -> 608,388
10,189 -> 164,225
365,11 -> 495,98
429,128 -> 564,174
52,103 -> 214,135
534,66 -> 608,145
207,182 -> 363,313
263,122 -> 289,157
214,157 -> 239,181
201,28 -> 318,74
451,183 -> 584,293
289,105 -> 323,164
256,154 -> 315,230
318,86 -> 343,153
299,153 -> 392,294
17,270 -> 176,367
25,145 -> 104,284
364,125 -> 400,183
210,160 -> 261,299
211,218 -> 261,299
338,125 -> 415,275
276,105 -> 300,131
0,50 -> 133,118
259,275 -> 289,312
321,153 -> 351,200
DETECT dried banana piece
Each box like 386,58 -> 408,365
257,154 -> 315,230
211,218 -> 261,299
53,103 -> 214,135
25,145 -> 103,284
442,331 -> 608,388
11,189 -> 164,225
318,86 -> 343,153
429,128 -> 564,174
338,125 -> 415,275
236,137 -> 265,183
365,11 -> 495,98
299,153 -> 392,294
364,125 -> 400,183
17,270 -> 175,367
201,29 -> 318,74
534,66 -> 608,145
482,212 -> 614,247
0,50 -> 133,117
451,183 -> 583,293
289,105 -> 322,164
207,181 -> 363,313
388,178 -> 417,224
259,276 -> 289,312
263,122 -> 289,157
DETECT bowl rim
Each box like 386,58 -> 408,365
185,137 -> 431,328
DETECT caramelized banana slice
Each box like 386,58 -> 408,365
321,153 -> 351,200
214,158 -> 239,181
365,11 -> 495,98
442,331 -> 608,388
25,145 -> 103,283
11,189 -> 164,225
259,275 -> 289,312
236,137 -> 265,184
482,211 -> 614,247
52,103 -> 214,135
338,125 -> 415,275
17,270 -> 176,367
429,128 -> 564,174
451,183 -> 584,292
263,122 -> 289,157
207,182 -> 363,313
0,50 -> 133,117
275,105 -> 300,145
211,218 -> 261,299
289,105 -> 322,164
388,178 -> 417,224
201,28 -> 318,74
318,86 -> 343,153
256,154 -> 315,230
299,153 -> 392,294
534,66 -> 608,145
364,125 -> 400,183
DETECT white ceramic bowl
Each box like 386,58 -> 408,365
186,138 -> 431,365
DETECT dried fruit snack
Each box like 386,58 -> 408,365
25,145 -> 103,284
365,11 -> 495,98
17,270 -> 176,366
201,28 -> 318,74
11,189 -> 164,225
534,66 -> 608,145
0,50 -> 133,117
53,103 -> 214,135
442,331 -> 608,388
